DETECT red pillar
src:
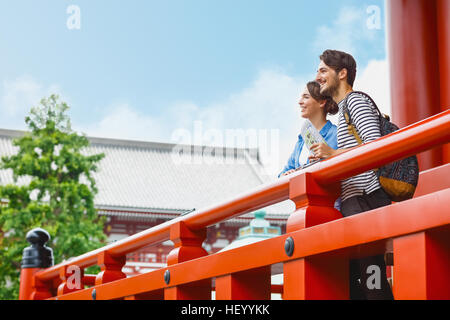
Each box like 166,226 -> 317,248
387,0 -> 442,170
437,0 -> 450,164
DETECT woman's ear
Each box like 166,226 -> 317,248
319,100 -> 327,109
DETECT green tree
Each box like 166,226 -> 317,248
0,95 -> 107,299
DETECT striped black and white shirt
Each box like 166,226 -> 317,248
337,92 -> 381,201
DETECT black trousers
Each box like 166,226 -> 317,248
341,188 -> 394,300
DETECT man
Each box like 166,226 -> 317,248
310,49 -> 394,300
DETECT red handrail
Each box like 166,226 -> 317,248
34,109 -> 450,282
46,187 -> 450,300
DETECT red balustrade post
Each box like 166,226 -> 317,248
393,228 -> 450,299
164,221 -> 211,300
215,266 -> 271,300
95,251 -> 127,285
285,172 -> 342,230
84,251 -> 127,300
283,172 -> 349,299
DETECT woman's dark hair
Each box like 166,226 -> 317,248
319,49 -> 357,87
306,81 -> 339,115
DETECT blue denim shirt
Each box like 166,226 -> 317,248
278,120 -> 338,177
278,120 -> 340,211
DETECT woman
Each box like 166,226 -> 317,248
279,81 -> 339,177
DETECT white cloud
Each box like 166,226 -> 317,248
353,59 -> 391,116
200,69 -> 303,131
166,69 -> 306,134
0,75 -> 63,129
76,104 -> 167,142
182,68 -> 307,177
313,6 -> 379,55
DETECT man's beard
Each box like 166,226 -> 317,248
320,75 -> 339,98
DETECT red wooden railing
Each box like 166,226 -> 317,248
19,110 -> 450,300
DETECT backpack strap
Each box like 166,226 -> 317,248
343,91 -> 387,174
342,93 -> 363,145
342,90 -> 392,146
350,91 -> 391,121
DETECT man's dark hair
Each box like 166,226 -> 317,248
319,50 -> 357,87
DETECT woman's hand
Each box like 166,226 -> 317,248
309,143 -> 336,161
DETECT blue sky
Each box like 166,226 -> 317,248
0,0 -> 388,176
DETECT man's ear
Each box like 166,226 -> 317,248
339,68 -> 348,81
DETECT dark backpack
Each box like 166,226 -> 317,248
343,91 -> 419,202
